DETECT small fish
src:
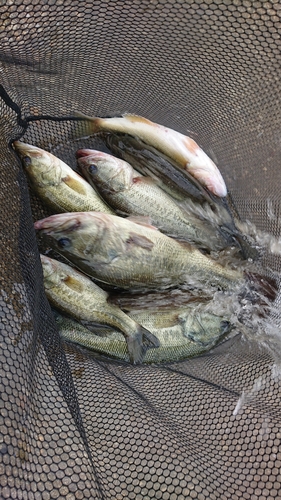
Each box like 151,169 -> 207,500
40,254 -> 160,363
13,141 -> 114,214
75,113 -> 227,197
35,212 -> 244,292
77,150 -> 228,251
54,307 -> 232,363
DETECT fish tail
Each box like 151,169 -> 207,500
126,327 -> 160,364
73,112 -> 102,136
244,271 -> 277,303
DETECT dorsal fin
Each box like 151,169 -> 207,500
126,215 -> 158,230
123,114 -> 154,125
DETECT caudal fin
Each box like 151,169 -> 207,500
244,271 -> 278,303
126,327 -> 160,364
73,112 -> 101,136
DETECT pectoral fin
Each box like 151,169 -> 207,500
126,326 -> 160,364
80,320 -> 116,337
62,175 -> 87,195
63,276 -> 84,293
126,232 -> 154,251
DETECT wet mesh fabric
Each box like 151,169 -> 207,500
1,1 -> 281,499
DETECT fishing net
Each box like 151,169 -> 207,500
1,1 -> 281,498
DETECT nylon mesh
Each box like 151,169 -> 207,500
1,1 -> 281,499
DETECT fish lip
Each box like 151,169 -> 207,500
13,141 -> 37,155
76,149 -> 108,160
34,213 -> 81,232
76,149 -> 96,158
76,149 -> 90,158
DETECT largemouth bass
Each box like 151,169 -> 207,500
54,307 -> 232,363
13,141 -> 114,214
77,150 -> 227,251
35,212 -> 244,291
40,255 -> 160,363
75,113 -> 227,197
83,135 -> 256,260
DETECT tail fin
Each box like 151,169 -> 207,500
73,112 -> 101,136
244,271 -> 278,303
126,327 -> 160,364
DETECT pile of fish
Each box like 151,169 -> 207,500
13,113 -> 276,364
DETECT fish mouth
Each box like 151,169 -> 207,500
76,149 -> 108,159
34,213 -> 83,233
40,254 -> 52,265
13,141 -> 40,158
40,254 -> 59,278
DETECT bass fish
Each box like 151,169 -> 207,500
35,212 -> 244,291
75,113 -> 227,197
40,255 -> 160,363
77,149 -> 227,251
13,141 -> 114,214
97,133 -> 258,260
54,307 -> 232,363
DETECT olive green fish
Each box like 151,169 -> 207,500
40,255 -> 160,363
75,113 -> 227,197
35,212 -> 244,291
13,141 -> 114,214
77,150 -> 227,251
98,133 -> 259,260
54,307 -> 232,363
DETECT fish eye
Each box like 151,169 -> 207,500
57,238 -> 71,249
89,164 -> 98,174
23,156 -> 32,166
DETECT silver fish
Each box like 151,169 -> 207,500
40,254 -> 160,363
75,112 -> 227,197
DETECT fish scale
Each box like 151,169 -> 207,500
35,212 -> 244,292
55,307 -> 232,363
40,254 -> 160,364
76,112 -> 227,197
77,150 -> 227,251
13,141 -> 114,214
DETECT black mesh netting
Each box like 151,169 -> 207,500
1,1 -> 281,499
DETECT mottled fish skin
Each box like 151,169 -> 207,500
75,113 -> 227,197
77,150 -> 227,251
77,139 -> 208,203
13,141 -> 114,214
40,255 -> 160,364
94,133 -> 257,259
54,308 -> 232,363
35,212 -> 244,292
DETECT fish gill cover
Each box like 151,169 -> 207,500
1,1 -> 281,499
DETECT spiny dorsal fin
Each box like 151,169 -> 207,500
127,215 -> 158,230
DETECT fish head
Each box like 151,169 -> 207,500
40,254 -> 66,288
183,141 -> 227,198
77,150 -> 133,192
35,212 -> 108,258
13,141 -> 62,186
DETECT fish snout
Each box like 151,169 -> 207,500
76,149 -> 107,159
34,213 -> 82,233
